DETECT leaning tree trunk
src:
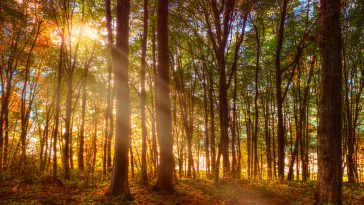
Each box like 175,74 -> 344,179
314,0 -> 343,204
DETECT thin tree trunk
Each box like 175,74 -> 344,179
264,98 -> 272,179
246,103 -> 252,179
202,67 -> 210,176
105,0 -> 114,172
253,22 -> 260,179
130,143 -> 135,178
231,70 -> 237,178
53,33 -> 64,179
79,63 -> 89,172
151,5 -> 158,174
63,66 -> 73,179
208,70 -> 216,178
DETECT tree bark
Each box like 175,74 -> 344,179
202,66 -> 210,176
104,0 -> 114,172
275,0 -> 289,180
154,0 -> 174,192
79,63 -> 89,172
208,70 -> 216,178
53,33 -> 64,179
314,0 -> 343,204
151,4 -> 159,174
0,71 -> 13,169
253,22 -> 260,179
231,69 -> 237,178
140,0 -> 149,184
109,0 -> 132,198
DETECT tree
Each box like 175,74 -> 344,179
342,1 -> 364,183
201,0 -> 248,181
252,18 -> 260,179
275,0 -> 289,180
20,19 -> 42,165
79,50 -> 95,172
154,0 -> 174,192
140,0 -> 149,184
104,0 -> 115,176
109,0 -> 132,198
314,0 -> 343,204
53,32 -> 64,179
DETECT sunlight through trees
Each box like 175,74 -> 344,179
0,0 -> 363,204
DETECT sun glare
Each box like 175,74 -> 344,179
72,25 -> 100,41
50,24 -> 100,46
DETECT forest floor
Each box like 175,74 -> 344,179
0,175 -> 363,204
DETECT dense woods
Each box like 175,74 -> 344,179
0,0 -> 363,204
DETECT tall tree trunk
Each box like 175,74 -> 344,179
151,5 -> 159,174
217,47 -> 230,180
109,0 -> 132,198
130,142 -> 135,179
70,119 -> 74,170
63,77 -> 72,179
343,45 -> 363,182
79,63 -> 89,172
204,0 -> 238,182
275,0 -> 288,180
41,104 -> 52,172
202,67 -> 210,176
314,0 -> 343,203
301,57 -> 314,181
231,70 -> 237,178
53,34 -> 64,178
264,98 -> 272,179
246,103 -> 252,178
237,115 -> 242,179
287,91 -> 300,181
104,0 -> 114,172
253,22 -> 260,179
208,71 -> 216,178
63,65 -> 74,179
271,97 -> 277,179
0,72 -> 13,169
20,22 -> 41,167
140,0 -> 149,184
154,0 -> 174,191
0,81 -> 4,169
